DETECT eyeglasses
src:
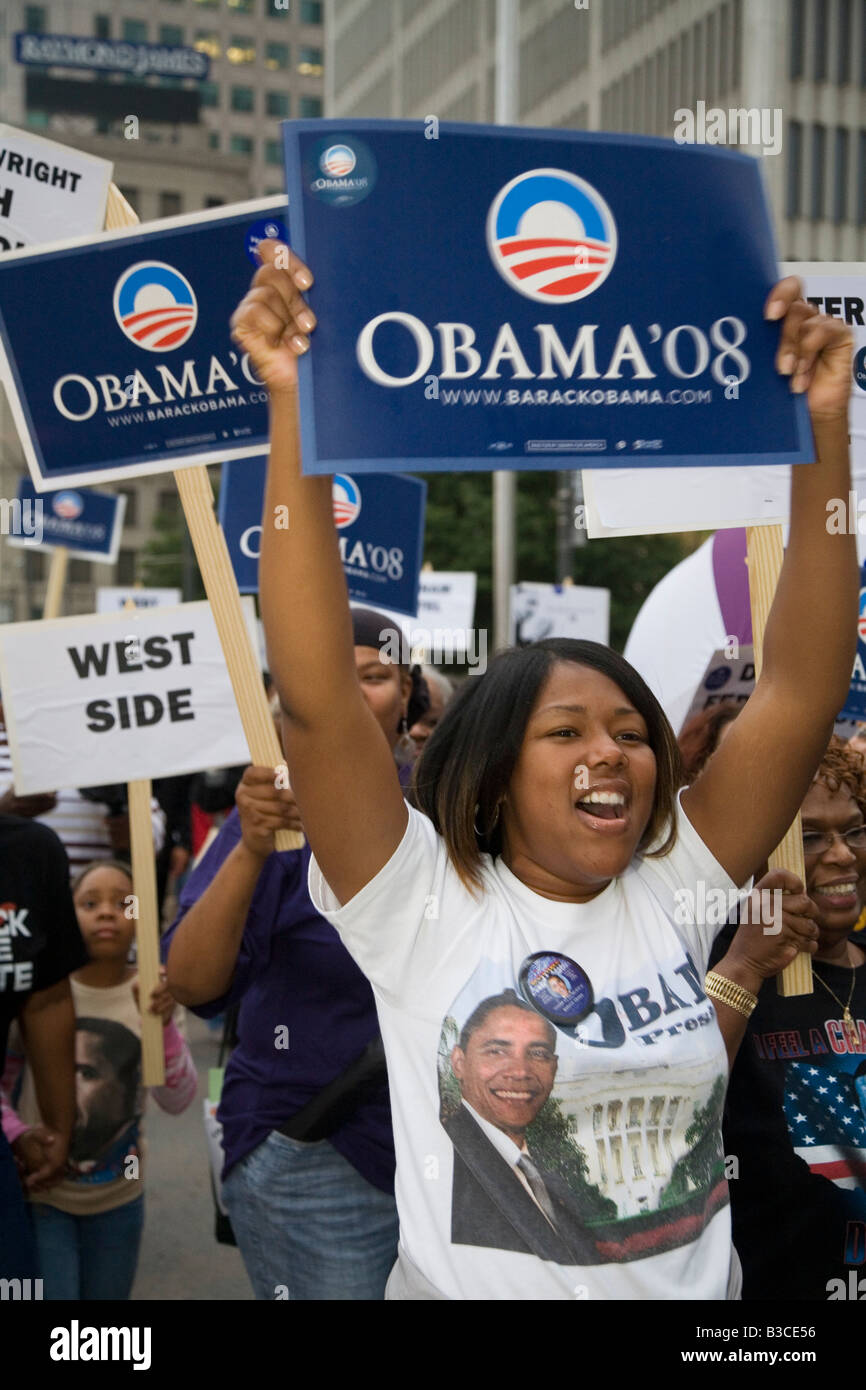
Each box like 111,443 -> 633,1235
802,825 -> 866,855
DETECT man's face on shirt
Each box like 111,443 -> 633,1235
71,1030 -> 130,1160
451,1006 -> 558,1140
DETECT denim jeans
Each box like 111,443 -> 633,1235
30,1195 -> 145,1300
222,1131 -> 398,1300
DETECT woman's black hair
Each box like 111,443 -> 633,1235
412,638 -> 682,892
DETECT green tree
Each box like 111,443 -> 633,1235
526,1096 -> 617,1222
419,471 -> 704,652
139,507 -> 204,598
659,1076 -> 727,1208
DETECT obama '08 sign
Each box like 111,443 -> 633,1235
282,120 -> 813,476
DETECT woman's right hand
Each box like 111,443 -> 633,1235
235,765 -> 303,860
230,241 -> 316,395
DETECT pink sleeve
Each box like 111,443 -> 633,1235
1,1051 -> 30,1146
149,1019 -> 197,1115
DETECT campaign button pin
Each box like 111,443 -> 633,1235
518,952 -> 593,1026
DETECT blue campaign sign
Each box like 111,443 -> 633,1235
0,198 -> 284,491
218,456 -> 426,617
282,121 -> 812,476
841,562 -> 866,720
6,477 -> 125,562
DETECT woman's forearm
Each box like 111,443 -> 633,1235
166,842 -> 266,1006
20,983 -> 76,1141
762,417 -> 858,711
260,390 -> 358,728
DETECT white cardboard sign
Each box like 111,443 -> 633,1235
509,582 -> 609,646
0,600 -> 255,794
97,587 -> 181,613
0,125 -> 112,250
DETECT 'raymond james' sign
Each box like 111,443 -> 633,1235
14,33 -> 210,80
219,456 -> 426,617
282,120 -> 812,476
0,601 -> 255,794
5,478 -> 125,562
0,198 -> 286,490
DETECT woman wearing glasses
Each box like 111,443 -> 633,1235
711,737 -> 866,1301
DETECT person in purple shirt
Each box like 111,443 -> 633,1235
164,608 -> 429,1300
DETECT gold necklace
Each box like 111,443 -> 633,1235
812,952 -> 859,1050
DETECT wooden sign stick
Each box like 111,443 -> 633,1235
42,545 -> 68,620
104,184 -> 302,852
746,524 -> 812,996
127,778 -> 165,1086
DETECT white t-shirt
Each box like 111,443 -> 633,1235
309,789 -> 743,1301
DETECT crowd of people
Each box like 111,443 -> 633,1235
1,259 -> 865,1301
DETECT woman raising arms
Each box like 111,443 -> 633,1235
232,248 -> 856,1300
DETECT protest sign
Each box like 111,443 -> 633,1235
97,586 -> 181,613
218,456 -> 426,616
781,262 -> 866,439
0,197 -> 286,490
0,124 -> 112,251
681,646 -> 756,729
509,581 -> 609,646
582,465 -> 788,538
839,560 -> 866,721
282,119 -> 811,476
0,600 -> 257,795
6,478 -> 125,561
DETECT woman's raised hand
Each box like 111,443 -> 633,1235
230,240 -> 316,396
765,276 -> 854,424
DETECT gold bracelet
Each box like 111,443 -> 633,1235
704,971 -> 758,1019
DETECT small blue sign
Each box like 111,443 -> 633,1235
282,120 -> 813,477
841,561 -> 866,720
6,477 -> 125,562
0,200 -> 285,490
218,455 -> 426,617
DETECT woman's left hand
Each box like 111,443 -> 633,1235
132,968 -> 175,1028
766,276 -> 854,423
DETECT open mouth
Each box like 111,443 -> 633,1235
813,881 -> 859,906
492,1089 -> 537,1103
575,789 -> 628,829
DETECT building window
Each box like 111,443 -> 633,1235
811,124 -> 827,219
265,139 -> 283,165
227,36 -> 256,65
230,134 -> 254,155
839,0 -> 853,83
199,81 -> 220,108
300,1 -> 323,21
265,42 -> 290,71
69,559 -> 91,584
24,551 -> 45,581
813,0 -> 828,81
24,6 -> 47,33
787,120 -> 802,217
158,490 -> 180,518
159,192 -> 182,218
123,20 -> 149,43
205,197 -> 224,207
118,490 -> 137,527
229,0 -> 255,10
193,0 -> 219,8
194,32 -> 221,61
298,96 -> 322,118
94,14 -> 111,39
266,91 -> 289,117
265,0 -> 291,14
118,185 -> 140,210
858,130 -> 866,221
789,0 -> 804,79
231,86 -> 255,112
117,550 -> 136,586
208,131 -> 220,150
297,46 -> 323,76
159,25 -> 184,46
25,110 -> 50,129
834,127 -> 850,223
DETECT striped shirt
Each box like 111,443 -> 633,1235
0,720 -> 165,876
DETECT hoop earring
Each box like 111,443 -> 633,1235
395,714 -> 414,766
474,800 -> 501,838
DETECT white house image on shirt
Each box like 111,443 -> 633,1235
555,1058 -> 723,1219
